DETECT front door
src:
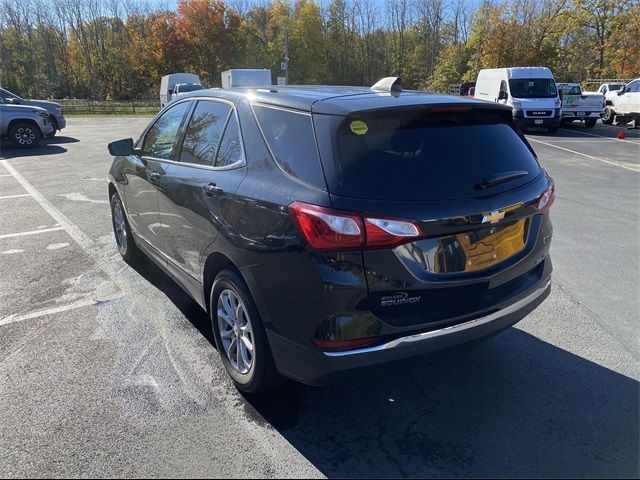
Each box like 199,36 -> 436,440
126,100 -> 192,253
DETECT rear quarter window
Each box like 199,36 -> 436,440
252,105 -> 326,189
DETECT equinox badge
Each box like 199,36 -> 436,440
380,292 -> 422,307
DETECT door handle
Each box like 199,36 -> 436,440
202,183 -> 223,196
148,171 -> 160,181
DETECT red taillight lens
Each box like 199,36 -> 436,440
313,337 -> 375,351
289,202 -> 424,250
289,202 -> 364,250
537,180 -> 555,212
364,216 -> 423,248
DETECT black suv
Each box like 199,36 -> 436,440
108,78 -> 554,393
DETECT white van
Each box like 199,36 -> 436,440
221,69 -> 272,89
474,67 -> 562,132
160,73 -> 201,108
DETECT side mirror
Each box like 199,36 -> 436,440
108,138 -> 135,156
498,90 -> 508,100
168,89 -> 174,95
618,89 -> 625,96
558,90 -> 564,100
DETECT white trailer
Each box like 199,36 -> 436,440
221,69 -> 272,89
160,73 -> 201,108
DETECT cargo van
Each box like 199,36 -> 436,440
160,73 -> 201,108
474,67 -> 562,132
221,69 -> 272,89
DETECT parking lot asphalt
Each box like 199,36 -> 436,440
0,117 -> 638,478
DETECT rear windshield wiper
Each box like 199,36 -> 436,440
476,170 -> 529,190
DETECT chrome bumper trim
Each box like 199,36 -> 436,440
323,279 -> 551,357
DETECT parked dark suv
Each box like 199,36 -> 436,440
107,78 -> 554,394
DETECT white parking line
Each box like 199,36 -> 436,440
527,138 -> 640,172
0,159 -> 130,329
0,292 -> 125,327
0,193 -> 32,200
0,161 -> 93,249
0,174 -> 13,177
0,227 -> 64,239
558,128 -> 640,145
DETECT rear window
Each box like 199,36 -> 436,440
253,105 -> 326,189
320,109 -> 540,201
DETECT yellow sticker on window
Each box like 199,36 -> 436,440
350,120 -> 368,135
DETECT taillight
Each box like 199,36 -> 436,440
289,202 -> 424,250
364,217 -> 423,248
289,202 -> 364,250
537,180 -> 555,212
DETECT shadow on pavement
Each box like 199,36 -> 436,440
130,258 -> 214,346
0,136 -> 79,159
46,136 -> 80,145
247,330 -> 639,478
129,257 -> 639,478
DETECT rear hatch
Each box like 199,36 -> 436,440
313,104 -> 552,329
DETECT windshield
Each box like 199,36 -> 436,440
176,84 -> 203,93
509,78 -> 557,99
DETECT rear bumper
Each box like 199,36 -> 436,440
267,277 -> 551,385
562,112 -> 603,120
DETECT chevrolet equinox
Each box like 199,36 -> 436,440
107,78 -> 554,394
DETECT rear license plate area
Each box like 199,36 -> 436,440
435,219 -> 528,273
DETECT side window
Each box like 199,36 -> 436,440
179,100 -> 231,166
215,110 -> 243,167
142,101 -> 191,159
253,105 -> 326,189
628,81 -> 639,93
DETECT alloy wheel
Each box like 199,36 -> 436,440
112,199 -> 128,255
14,127 -> 36,146
217,289 -> 254,374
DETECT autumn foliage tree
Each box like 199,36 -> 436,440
0,0 -> 637,100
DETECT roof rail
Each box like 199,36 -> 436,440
371,77 -> 402,94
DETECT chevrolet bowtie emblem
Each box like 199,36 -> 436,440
482,210 -> 505,224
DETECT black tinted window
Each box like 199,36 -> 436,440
143,101 -> 191,159
179,100 -> 231,166
324,109 -> 540,201
253,105 -> 326,189
215,110 -> 243,167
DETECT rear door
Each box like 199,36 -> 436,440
155,98 -> 247,280
314,105 -> 552,329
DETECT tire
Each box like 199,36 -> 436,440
547,126 -> 559,133
45,116 -> 58,138
585,118 -> 597,128
602,107 -> 614,125
8,121 -> 41,148
110,192 -> 143,264
210,269 -> 283,394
